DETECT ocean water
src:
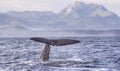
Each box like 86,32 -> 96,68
0,37 -> 120,71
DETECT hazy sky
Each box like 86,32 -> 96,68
0,0 -> 120,16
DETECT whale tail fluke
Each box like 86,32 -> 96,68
31,37 -> 80,46
53,39 -> 80,46
31,37 -> 53,45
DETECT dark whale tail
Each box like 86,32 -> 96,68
30,37 -> 80,46
30,37 -> 80,61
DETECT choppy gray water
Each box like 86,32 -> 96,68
0,37 -> 120,71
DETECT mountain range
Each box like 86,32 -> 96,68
0,1 -> 120,37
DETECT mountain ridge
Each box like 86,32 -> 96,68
59,1 -> 120,30
0,1 -> 120,31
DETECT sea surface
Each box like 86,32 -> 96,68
0,37 -> 120,71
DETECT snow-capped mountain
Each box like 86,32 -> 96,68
59,1 -> 120,30
60,1 -> 112,17
0,1 -> 120,31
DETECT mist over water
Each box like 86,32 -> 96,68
0,37 -> 120,71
